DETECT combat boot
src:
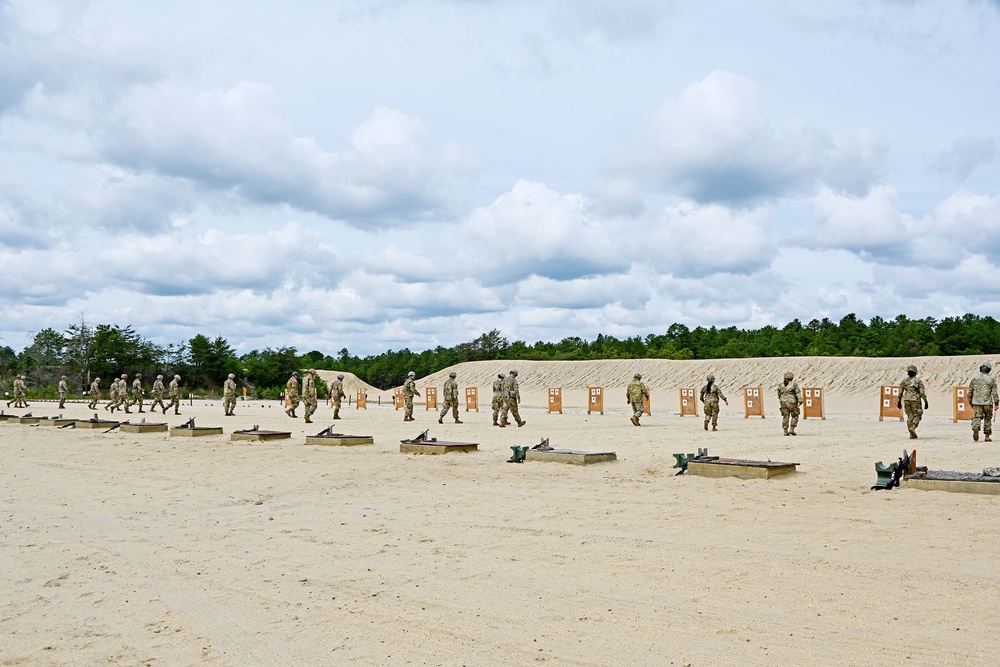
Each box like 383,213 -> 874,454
789,427 -> 797,436
333,409 -> 340,419
493,420 -> 499,426
455,418 -> 463,424
498,420 -> 507,428
516,420 -> 525,427
712,426 -> 718,432
304,414 -> 311,423
909,428 -> 918,439
438,417 -> 443,424
174,409 -> 181,415
986,434 -> 993,442
630,416 -> 639,426
783,428 -> 789,436
974,428 -> 980,442
703,420 -> 708,431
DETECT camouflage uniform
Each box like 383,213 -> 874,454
166,377 -> 182,415
439,376 -> 461,423
330,376 -> 346,419
285,373 -> 300,417
402,375 -> 420,421
8,375 -> 27,408
117,375 -> 132,413
58,376 -> 68,409
500,372 -> 524,426
491,374 -> 506,425
107,378 -> 120,412
223,376 -> 237,416
130,374 -> 145,412
899,373 -> 927,435
968,371 -> 999,439
699,380 -> 727,430
776,378 -> 802,434
302,371 -> 317,422
87,378 -> 101,409
626,377 -> 648,425
150,376 -> 166,413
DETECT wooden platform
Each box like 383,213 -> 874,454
687,457 -> 799,479
524,448 -> 617,465
9,416 -> 43,425
305,434 -> 373,446
169,427 -> 224,438
400,440 -> 478,455
39,418 -> 77,426
0,413 -> 11,422
905,471 -> 1000,495
120,423 -> 169,434
232,430 -> 292,442
75,420 -> 120,429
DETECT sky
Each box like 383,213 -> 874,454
2,0 -> 999,356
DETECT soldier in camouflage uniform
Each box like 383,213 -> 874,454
118,374 -> 132,413
330,373 -> 346,419
967,361 -> 999,442
492,372 -> 506,426
896,364 -> 928,439
87,377 -> 101,410
130,372 -> 146,412
776,371 -> 803,436
402,371 -> 420,422
285,372 -> 300,418
500,370 -> 525,427
438,371 -> 462,424
166,375 -> 182,415
699,374 -> 728,431
302,369 -> 318,423
58,375 -> 68,409
626,373 -> 649,426
106,376 -> 121,412
7,375 -> 27,408
223,373 -> 238,416
150,375 -> 166,413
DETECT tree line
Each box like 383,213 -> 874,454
3,313 -> 1000,397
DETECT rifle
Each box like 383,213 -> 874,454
177,417 -> 196,429
105,420 -> 127,433
400,429 -> 434,444
871,449 -> 923,490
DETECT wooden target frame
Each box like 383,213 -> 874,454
547,388 -> 563,414
879,386 -> 902,421
952,386 -> 974,423
801,387 -> 825,420
642,392 -> 651,416
393,387 -> 404,410
356,388 -> 367,410
465,387 -> 479,412
744,387 -> 764,418
424,386 -> 438,411
679,388 -> 698,417
588,386 -> 604,415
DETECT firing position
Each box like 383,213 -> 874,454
500,369 -> 525,427
699,374 -> 728,431
402,371 -> 420,422
439,371 -> 462,424
285,371 -> 300,418
968,361 -> 999,442
492,372 -> 506,426
626,373 -> 648,426
303,369 -> 318,423
330,373 -> 346,419
897,364 -> 928,439
223,373 -> 238,416
777,372 -> 802,436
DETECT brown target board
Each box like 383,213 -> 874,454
356,388 -> 367,409
642,392 -> 651,416
465,387 -> 479,412
679,388 -> 698,417
425,386 -> 438,410
879,386 -> 902,421
393,387 -> 404,409
744,387 -> 764,418
588,386 -> 604,415
801,387 -> 826,420
953,386 -> 974,423
548,388 -> 563,414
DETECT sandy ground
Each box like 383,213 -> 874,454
3,360 -> 1000,666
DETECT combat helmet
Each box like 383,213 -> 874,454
706,374 -> 715,382
907,364 -> 917,374
982,361 -> 993,373
783,372 -> 794,380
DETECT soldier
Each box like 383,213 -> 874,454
492,372 -> 506,426
302,369 -> 318,423
967,361 -> 999,442
777,372 -> 803,436
166,375 -> 182,415
118,374 -> 132,413
150,375 -> 166,413
223,373 -> 238,416
896,364 -> 928,439
7,375 -> 27,408
699,374 -> 728,431
500,369 -> 525,427
402,371 -> 420,422
87,377 -> 101,410
285,371 -> 300,418
130,372 -> 145,413
58,375 -> 68,409
438,371 -> 462,424
106,375 -> 121,412
329,373 -> 346,419
626,373 -> 648,426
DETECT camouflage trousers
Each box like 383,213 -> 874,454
404,395 -> 414,418
224,397 -> 236,414
166,396 -> 180,413
780,403 -> 800,429
631,400 -> 644,419
492,396 -> 506,422
972,404 -> 994,435
58,391 -> 67,408
304,398 -> 317,418
332,398 -> 342,411
903,400 -> 923,430
704,401 -> 720,427
501,399 -> 522,424
150,396 -> 166,412
440,398 -> 459,420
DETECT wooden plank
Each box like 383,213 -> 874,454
306,435 -> 373,446
120,423 -> 169,433
400,441 -> 478,455
524,449 -> 616,465
687,461 -> 797,479
232,431 -> 291,442
169,427 -> 224,438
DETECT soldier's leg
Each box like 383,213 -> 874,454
780,406 -> 790,433
405,396 -> 413,420
492,399 -> 500,425
983,406 -> 993,440
499,400 -> 509,425
973,405 -> 984,440
451,401 -> 460,421
439,403 -> 448,422
789,406 -> 799,434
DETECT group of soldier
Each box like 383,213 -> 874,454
398,368 -> 525,427
79,373 -> 183,414
276,370 -> 347,424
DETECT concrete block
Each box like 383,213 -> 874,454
76,420 -> 120,429
906,471 -> 1000,495
232,430 -> 292,442
120,423 -> 169,434
524,449 -> 617,465
687,458 -> 798,479
9,417 -> 43,425
306,434 -> 374,446
169,427 -> 224,438
39,418 -> 77,426
400,441 -> 478,454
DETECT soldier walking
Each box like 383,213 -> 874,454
402,371 -> 420,422
492,372 -> 506,426
285,372 -> 300,418
7,375 -> 28,408
118,374 -> 132,413
499,369 -> 525,427
699,374 -> 728,431
968,361 -> 999,442
150,375 -> 166,413
439,371 -> 462,424
777,372 -> 802,436
58,375 -> 68,409
130,372 -> 146,412
223,373 -> 238,416
303,369 -> 318,423
626,373 -> 648,426
87,377 -> 101,410
896,364 -> 928,439
166,375 -> 182,415
107,375 -> 121,412
330,373 -> 346,419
